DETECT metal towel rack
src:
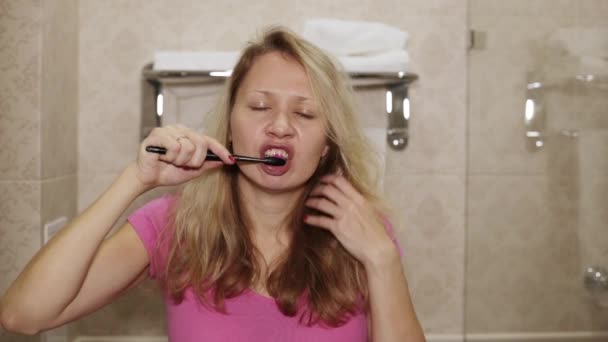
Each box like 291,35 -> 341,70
524,73 -> 608,151
141,63 -> 418,150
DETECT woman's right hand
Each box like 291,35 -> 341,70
134,125 -> 235,188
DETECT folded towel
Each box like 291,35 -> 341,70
153,51 -> 240,71
303,18 -> 408,56
153,50 -> 408,74
339,50 -> 408,73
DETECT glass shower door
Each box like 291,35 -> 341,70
466,1 -> 608,340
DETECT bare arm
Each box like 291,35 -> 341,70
0,164 -> 150,334
0,125 -> 234,335
367,255 -> 425,342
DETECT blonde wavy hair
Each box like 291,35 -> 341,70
156,26 -> 389,327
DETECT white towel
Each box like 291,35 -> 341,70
153,50 -> 408,74
339,50 -> 408,73
153,51 -> 240,71
303,18 -> 408,56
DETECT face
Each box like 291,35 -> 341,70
230,51 -> 329,192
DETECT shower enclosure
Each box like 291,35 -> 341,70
465,1 -> 608,340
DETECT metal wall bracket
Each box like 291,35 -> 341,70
142,63 -> 418,150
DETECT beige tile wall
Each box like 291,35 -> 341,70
0,0 -> 42,181
0,182 -> 41,342
467,0 -> 608,333
0,0 -> 78,341
76,0 -> 467,337
0,1 -> 42,341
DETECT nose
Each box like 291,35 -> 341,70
265,108 -> 295,138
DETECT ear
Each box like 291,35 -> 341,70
321,144 -> 329,158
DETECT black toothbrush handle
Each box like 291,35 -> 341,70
144,145 -> 286,166
145,146 -> 221,161
145,146 -> 168,154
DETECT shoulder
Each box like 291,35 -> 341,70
127,193 -> 178,242
127,194 -> 178,278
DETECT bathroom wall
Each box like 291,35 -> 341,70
4,0 -> 605,340
76,0 -> 467,338
467,0 -> 608,333
0,0 -> 78,341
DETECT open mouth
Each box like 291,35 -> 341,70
263,148 -> 289,161
259,145 -> 292,176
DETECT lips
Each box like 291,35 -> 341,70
258,143 -> 293,176
259,143 -> 293,160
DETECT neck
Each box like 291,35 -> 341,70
236,174 -> 305,245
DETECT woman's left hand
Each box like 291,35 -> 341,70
304,174 -> 399,268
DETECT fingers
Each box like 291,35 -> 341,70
305,197 -> 341,218
185,133 -> 208,168
309,182 -> 349,206
304,173 -> 365,232
166,126 -> 196,166
320,174 -> 363,204
303,214 -> 334,232
144,125 -> 233,168
142,127 -> 181,162
205,136 -> 235,165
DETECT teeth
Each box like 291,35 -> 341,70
264,148 -> 289,160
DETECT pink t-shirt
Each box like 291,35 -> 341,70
128,195 -> 401,342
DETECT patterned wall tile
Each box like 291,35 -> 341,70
469,0 -> 579,18
385,174 -> 465,333
41,175 -> 77,232
0,181 -> 41,304
179,0 -> 299,49
41,0 -> 78,179
400,15 -> 467,92
465,174 -> 606,332
578,0 -> 608,18
0,0 -> 42,181
393,86 -> 466,174
78,0 -> 183,175
78,172 -> 176,229
0,330 -> 41,342
74,279 -> 167,336
398,0 -> 467,17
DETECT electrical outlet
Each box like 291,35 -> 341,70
43,217 -> 67,245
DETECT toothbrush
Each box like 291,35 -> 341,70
145,146 -> 286,166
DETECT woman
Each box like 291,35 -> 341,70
0,27 -> 424,341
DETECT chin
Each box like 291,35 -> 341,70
239,164 -> 310,193
257,174 -> 306,193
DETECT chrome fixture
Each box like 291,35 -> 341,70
142,64 -> 418,150
523,73 -> 607,151
584,265 -> 608,292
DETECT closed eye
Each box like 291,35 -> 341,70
296,112 -> 315,119
251,107 -> 270,111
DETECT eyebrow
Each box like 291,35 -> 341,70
250,90 -> 312,101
